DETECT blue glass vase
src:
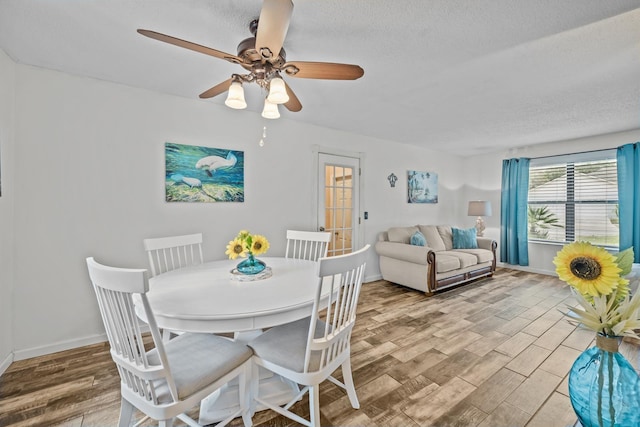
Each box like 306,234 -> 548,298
568,334 -> 640,427
236,253 -> 266,275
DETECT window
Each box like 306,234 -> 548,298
528,150 -> 618,247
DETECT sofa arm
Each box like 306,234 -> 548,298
477,237 -> 498,271
378,231 -> 389,242
375,241 -> 431,265
477,237 -> 497,252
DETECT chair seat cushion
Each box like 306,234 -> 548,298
147,332 -> 252,401
249,317 -> 328,373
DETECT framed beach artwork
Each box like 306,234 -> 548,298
165,142 -> 244,202
407,170 -> 438,203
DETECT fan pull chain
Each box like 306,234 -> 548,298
259,126 -> 267,147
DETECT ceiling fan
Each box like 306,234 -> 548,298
137,0 -> 364,118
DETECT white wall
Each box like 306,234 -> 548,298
459,154 -> 503,246
7,59 -> 640,360
0,49 -> 15,373
7,57 -> 640,360
468,128 -> 640,276
10,64 -> 465,358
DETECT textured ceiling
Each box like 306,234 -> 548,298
1,0 -> 639,156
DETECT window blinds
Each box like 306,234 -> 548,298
528,150 -> 618,247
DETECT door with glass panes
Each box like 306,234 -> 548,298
317,153 -> 360,256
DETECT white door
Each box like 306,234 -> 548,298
317,153 -> 360,256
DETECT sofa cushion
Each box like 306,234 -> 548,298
410,231 -> 427,246
388,226 -> 419,244
437,225 -> 454,250
434,253 -> 460,273
417,225 -> 446,251
445,251 -> 479,268
452,227 -> 478,249
455,248 -> 494,264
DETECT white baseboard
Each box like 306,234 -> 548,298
13,333 -> 107,361
496,262 -> 555,277
13,323 -> 152,361
364,273 -> 382,283
0,352 -> 14,376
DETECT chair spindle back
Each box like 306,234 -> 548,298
304,244 -> 369,373
285,230 -> 331,262
143,233 -> 204,277
86,257 -> 177,405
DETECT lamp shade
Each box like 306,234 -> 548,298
267,76 -> 289,104
261,98 -> 280,119
225,82 -> 247,109
468,201 -> 492,217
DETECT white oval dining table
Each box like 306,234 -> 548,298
144,257 -> 320,333
138,256 -> 322,425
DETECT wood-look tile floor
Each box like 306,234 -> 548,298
1,268 -> 639,427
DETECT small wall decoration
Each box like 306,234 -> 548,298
165,142 -> 244,202
407,170 -> 438,203
387,173 -> 398,188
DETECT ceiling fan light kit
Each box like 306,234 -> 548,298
261,98 -> 280,119
225,81 -> 247,109
266,75 -> 289,104
137,0 -> 364,119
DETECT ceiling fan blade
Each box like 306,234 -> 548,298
255,0 -> 293,62
283,61 -> 364,80
137,29 -> 241,64
199,78 -> 233,99
283,81 -> 302,112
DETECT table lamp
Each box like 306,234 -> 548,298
468,201 -> 492,237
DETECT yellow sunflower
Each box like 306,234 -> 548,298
225,238 -> 248,260
250,235 -> 270,255
553,241 -> 621,297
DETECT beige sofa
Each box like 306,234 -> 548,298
375,225 -> 497,295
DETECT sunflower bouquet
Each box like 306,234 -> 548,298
553,242 -> 640,338
225,230 -> 270,260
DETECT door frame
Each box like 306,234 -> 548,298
311,145 -> 365,252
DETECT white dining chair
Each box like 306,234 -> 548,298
249,244 -> 370,427
143,233 -> 204,277
285,230 -> 331,261
86,257 -> 253,427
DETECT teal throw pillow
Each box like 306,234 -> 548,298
410,231 -> 427,247
452,227 -> 478,249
